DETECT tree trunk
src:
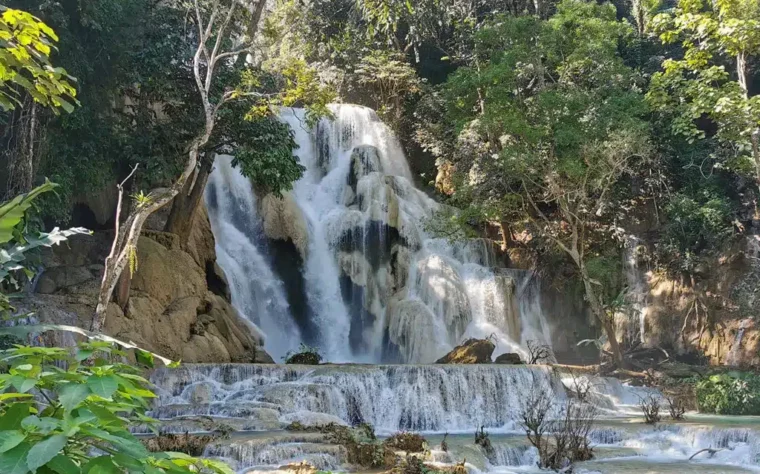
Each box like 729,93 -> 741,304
164,157 -> 213,245
581,273 -> 624,366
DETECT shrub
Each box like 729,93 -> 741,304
640,395 -> 662,424
667,395 -> 687,420
284,343 -> 323,365
696,373 -> 760,415
520,388 -> 597,470
0,343 -> 232,474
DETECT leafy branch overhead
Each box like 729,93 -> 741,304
0,7 -> 77,112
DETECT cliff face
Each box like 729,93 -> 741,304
624,240 -> 760,367
22,205 -> 273,363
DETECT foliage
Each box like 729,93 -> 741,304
0,7 -> 76,112
696,372 -> 760,415
218,107 -> 304,197
0,343 -> 232,474
0,181 -> 89,317
428,0 -> 652,363
283,343 -> 323,365
648,0 -> 760,184
659,192 -> 736,271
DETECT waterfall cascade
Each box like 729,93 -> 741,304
147,364 -> 760,473
206,105 -> 552,363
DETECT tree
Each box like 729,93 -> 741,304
648,0 -> 760,213
90,0 -> 333,333
431,0 -> 653,365
0,6 -> 77,198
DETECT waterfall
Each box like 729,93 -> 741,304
206,104 -> 552,363
623,235 -> 650,344
150,364 -> 565,433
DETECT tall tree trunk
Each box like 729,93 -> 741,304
164,157 -> 213,245
737,52 -> 760,226
4,98 -> 42,199
581,269 -> 624,366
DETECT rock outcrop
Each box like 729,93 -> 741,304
494,352 -> 524,364
22,204 -> 273,364
435,338 -> 495,364
258,192 -> 309,260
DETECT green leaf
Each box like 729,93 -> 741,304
58,384 -> 89,412
27,434 -> 67,471
46,454 -> 80,474
86,375 -> 118,399
0,403 -> 31,430
0,442 -> 31,474
82,455 -> 119,474
134,349 -> 154,368
0,431 -> 25,453
0,181 -> 57,244
12,377 -> 37,393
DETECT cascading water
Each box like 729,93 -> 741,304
206,104 -> 552,363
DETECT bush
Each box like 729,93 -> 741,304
0,343 -> 232,474
639,395 -> 662,424
521,389 -> 597,470
667,395 -> 687,420
696,373 -> 760,415
284,343 -> 323,365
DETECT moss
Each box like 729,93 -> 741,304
142,433 -> 221,456
385,432 -> 427,452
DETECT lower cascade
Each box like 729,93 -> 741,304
205,104 -> 552,363
147,364 -> 760,473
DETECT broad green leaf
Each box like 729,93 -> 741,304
58,384 -> 89,412
12,377 -> 37,393
86,375 -> 118,399
0,441 -> 31,474
81,455 -> 119,474
46,454 -> 80,474
0,403 -> 30,430
0,181 -> 57,244
27,434 -> 67,471
135,349 -> 154,368
0,431 -> 25,453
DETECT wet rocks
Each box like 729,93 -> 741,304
436,338 -> 495,364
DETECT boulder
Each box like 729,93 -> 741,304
494,353 -> 524,364
436,338 -> 495,364
258,192 -> 309,260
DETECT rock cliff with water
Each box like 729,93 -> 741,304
20,205 -> 271,363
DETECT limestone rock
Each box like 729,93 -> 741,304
185,203 -> 217,268
436,338 -> 495,364
494,353 -> 524,364
36,266 -> 93,294
22,230 -> 266,365
258,192 -> 309,260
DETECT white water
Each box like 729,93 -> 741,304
206,105 -> 553,363
148,364 -> 760,473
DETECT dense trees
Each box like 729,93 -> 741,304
2,0 -> 759,364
